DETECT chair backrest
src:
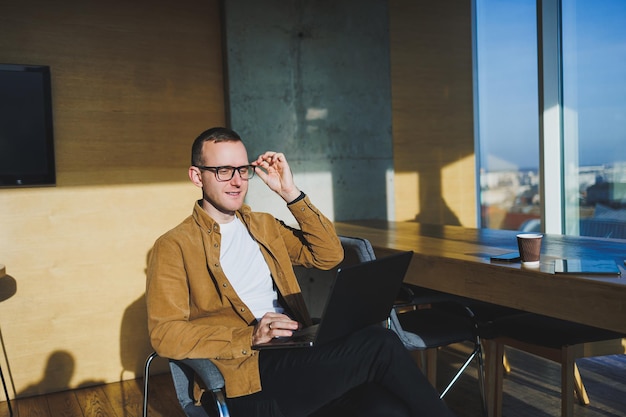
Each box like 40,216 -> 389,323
337,236 -> 426,348
168,359 -> 227,417
339,235 -> 377,265
294,236 -> 377,317
388,309 -> 428,349
144,352 -> 225,417
169,361 -> 206,414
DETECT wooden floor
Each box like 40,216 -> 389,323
1,346 -> 624,417
439,346 -> 626,417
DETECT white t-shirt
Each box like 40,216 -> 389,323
219,217 -> 284,319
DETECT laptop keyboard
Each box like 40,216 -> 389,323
285,324 -> 318,342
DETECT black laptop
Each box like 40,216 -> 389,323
252,250 -> 413,350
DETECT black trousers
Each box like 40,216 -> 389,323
225,325 -> 456,417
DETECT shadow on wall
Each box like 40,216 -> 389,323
409,149 -> 465,227
119,249 -> 168,384
119,250 -> 177,417
120,294 -> 154,379
18,351 -> 105,397
0,261 -> 153,400
414,198 -> 461,226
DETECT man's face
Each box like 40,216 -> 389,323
190,140 -> 250,222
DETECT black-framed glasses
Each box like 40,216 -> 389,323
194,165 -> 256,181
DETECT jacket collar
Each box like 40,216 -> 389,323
192,200 -> 253,232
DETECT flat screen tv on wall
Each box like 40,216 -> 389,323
0,63 -> 56,187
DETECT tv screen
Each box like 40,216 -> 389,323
0,63 -> 56,187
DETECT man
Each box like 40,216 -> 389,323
146,127 -> 455,417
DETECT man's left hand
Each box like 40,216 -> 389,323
253,151 -> 301,203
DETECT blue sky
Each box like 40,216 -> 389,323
477,0 -> 626,170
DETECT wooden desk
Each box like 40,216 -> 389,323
334,221 -> 626,334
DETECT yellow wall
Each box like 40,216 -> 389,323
389,1 -> 477,226
0,0 -> 225,397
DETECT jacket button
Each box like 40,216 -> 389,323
242,350 -> 248,355
240,307 -> 245,312
222,283 -> 228,287
214,243 -> 219,248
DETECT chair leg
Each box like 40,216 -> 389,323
484,339 -> 505,417
143,352 -> 159,417
483,340 -> 495,417
426,349 -> 438,388
212,389 -> 230,417
439,340 -> 483,405
0,364 -> 12,417
561,347 -> 575,417
573,363 -> 590,406
502,352 -> 511,374
475,340 -> 488,417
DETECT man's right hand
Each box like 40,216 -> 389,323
253,312 -> 301,345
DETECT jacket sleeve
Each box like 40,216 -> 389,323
282,195 -> 344,270
146,234 -> 256,361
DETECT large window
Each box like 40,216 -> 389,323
475,0 -> 626,239
475,0 -> 539,231
561,0 -> 626,238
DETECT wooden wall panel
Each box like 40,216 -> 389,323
0,0 -> 225,397
389,0 -> 477,226
1,0 -> 224,186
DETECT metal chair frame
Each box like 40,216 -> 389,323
0,364 -> 12,417
343,235 -> 487,416
143,351 -> 230,417
389,300 -> 487,415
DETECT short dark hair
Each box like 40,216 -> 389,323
191,127 -> 242,166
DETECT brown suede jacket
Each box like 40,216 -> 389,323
146,196 -> 343,398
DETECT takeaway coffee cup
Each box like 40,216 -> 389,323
516,233 -> 543,266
